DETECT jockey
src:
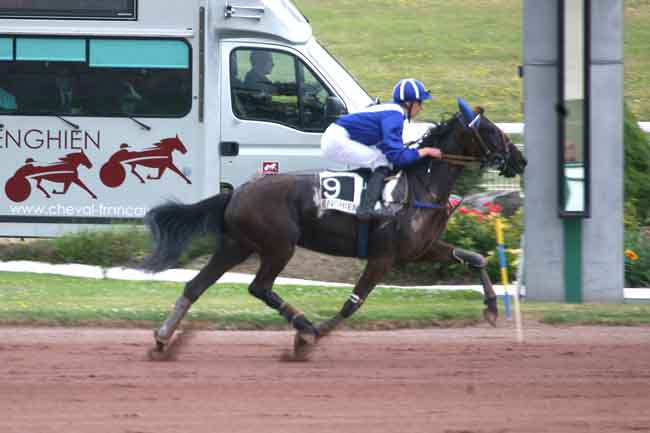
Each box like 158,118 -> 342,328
321,78 -> 442,220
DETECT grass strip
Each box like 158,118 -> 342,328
1,272 -> 649,328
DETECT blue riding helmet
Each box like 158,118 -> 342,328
392,78 -> 433,103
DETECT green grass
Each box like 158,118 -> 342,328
1,272 -> 649,328
293,0 -> 650,122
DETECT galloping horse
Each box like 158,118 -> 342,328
144,102 -> 526,358
5,151 -> 96,202
100,135 -> 191,188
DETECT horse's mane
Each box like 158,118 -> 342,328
58,152 -> 84,163
418,113 -> 461,149
154,137 -> 184,149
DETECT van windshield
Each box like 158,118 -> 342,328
308,40 -> 372,111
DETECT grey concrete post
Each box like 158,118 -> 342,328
523,0 -> 564,301
523,0 -> 624,302
582,0 -> 624,301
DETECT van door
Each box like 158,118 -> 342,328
219,42 -> 344,188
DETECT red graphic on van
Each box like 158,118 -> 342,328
262,161 -> 279,175
5,151 -> 96,203
100,135 -> 191,188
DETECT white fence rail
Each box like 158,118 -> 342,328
497,122 -> 650,134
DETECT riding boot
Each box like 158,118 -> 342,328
357,166 -> 392,221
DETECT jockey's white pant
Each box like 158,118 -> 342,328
320,123 -> 390,171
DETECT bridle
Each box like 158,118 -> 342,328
430,113 -> 513,174
409,113 -> 514,208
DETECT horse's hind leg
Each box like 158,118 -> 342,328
129,163 -> 146,183
35,179 -> 51,198
153,237 -> 252,350
316,257 -> 393,337
414,240 -> 498,326
247,244 -> 319,338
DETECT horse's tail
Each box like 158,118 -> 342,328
142,193 -> 232,272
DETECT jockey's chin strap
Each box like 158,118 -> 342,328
404,101 -> 414,122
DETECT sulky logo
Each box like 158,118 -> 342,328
262,161 -> 279,175
100,135 -> 191,188
4,151 -> 96,203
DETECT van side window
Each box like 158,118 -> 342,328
0,37 -> 191,118
230,48 -> 334,132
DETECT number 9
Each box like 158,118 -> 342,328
323,178 -> 341,198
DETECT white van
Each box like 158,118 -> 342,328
0,0 -> 392,236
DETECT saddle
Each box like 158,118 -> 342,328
318,169 -> 408,217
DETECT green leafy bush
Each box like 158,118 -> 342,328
390,201 -> 524,285
444,201 -> 523,283
0,226 -> 214,269
0,226 -> 150,268
624,228 -> 650,287
624,104 -> 650,225
51,227 -> 150,267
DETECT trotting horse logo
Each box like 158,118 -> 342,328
100,135 -> 191,188
5,151 -> 97,203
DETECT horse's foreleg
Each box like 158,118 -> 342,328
154,238 -> 252,350
72,179 -> 97,199
317,257 -> 393,337
165,163 -> 192,184
416,241 -> 498,326
452,248 -> 498,325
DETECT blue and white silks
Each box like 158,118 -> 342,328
334,103 -> 420,168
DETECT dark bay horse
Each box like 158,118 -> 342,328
144,105 -> 526,358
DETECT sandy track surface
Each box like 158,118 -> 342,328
1,324 -> 650,433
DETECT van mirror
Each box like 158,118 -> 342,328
324,96 -> 346,123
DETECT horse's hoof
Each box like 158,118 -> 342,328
293,331 -> 317,360
315,323 -> 332,338
483,308 -> 498,327
147,330 -> 183,361
147,344 -> 172,361
147,337 -> 174,361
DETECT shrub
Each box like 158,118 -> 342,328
624,228 -> 650,287
51,226 -> 150,267
624,104 -> 650,225
444,201 -> 523,283
0,226 -> 216,269
390,201 -> 523,285
0,226 -> 149,268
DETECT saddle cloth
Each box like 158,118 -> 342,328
318,170 -> 408,215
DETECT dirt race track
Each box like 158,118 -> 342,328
1,324 -> 650,433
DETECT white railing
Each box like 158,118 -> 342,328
497,122 -> 650,134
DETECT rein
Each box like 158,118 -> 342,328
440,153 -> 482,167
